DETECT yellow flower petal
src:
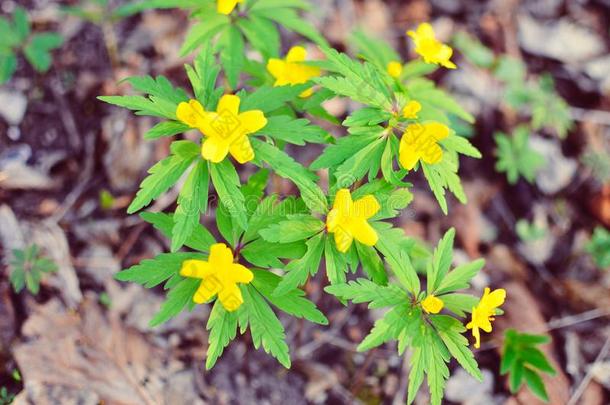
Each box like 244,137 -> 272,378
333,227 -> 354,253
387,61 -> 403,78
217,94 -> 241,117
407,22 -> 456,69
422,294 -> 444,314
326,189 -> 380,252
238,110 -> 268,133
466,287 -> 506,349
176,99 -> 206,128
266,58 -> 285,80
398,122 -> 451,169
353,195 -> 381,219
402,100 -> 421,119
229,135 -> 254,164
180,243 -> 253,311
201,136 -> 230,163
217,0 -> 240,15
351,221 -> 378,247
286,46 -> 307,63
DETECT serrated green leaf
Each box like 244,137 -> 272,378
205,300 -> 238,369
149,278 -> 199,327
440,293 -> 478,317
241,238 -> 305,268
171,160 -> 209,252
140,211 -> 216,252
523,367 -> 549,402
180,14 -> 229,56
210,159 -> 248,230
144,121 -> 191,140
427,228 -> 455,292
310,131 -> 379,170
436,258 -> 484,295
374,225 -> 420,295
273,232 -> 325,296
259,215 -> 324,243
127,141 -> 199,214
237,15 -> 279,58
241,285 -> 291,368
260,115 -> 327,145
240,84 -> 307,114
357,303 -> 411,351
431,315 -> 482,381
355,242 -> 387,284
220,25 -> 244,89
185,41 -> 222,109
324,236 -> 347,285
252,138 -> 327,213
252,269 -> 327,325
115,252 -> 205,288
324,278 -> 406,309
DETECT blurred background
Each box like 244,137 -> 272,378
0,0 -> 609,404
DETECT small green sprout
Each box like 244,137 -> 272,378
9,244 -> 58,295
585,226 -> 610,270
495,126 -> 545,185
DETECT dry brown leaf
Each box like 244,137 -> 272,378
13,297 -> 200,405
495,282 -> 570,405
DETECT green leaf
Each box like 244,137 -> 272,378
315,46 -> 392,110
23,33 -> 63,72
149,278 -> 200,327
0,52 -> 17,84
251,269 -> 328,325
220,25 -> 244,90
407,79 -> 475,123
436,258 -> 485,295
494,126 -> 545,185
431,315 -> 482,380
127,141 -> 199,214
440,293 -> 478,317
210,159 -> 248,230
421,155 -> 466,215
273,232 -> 325,296
144,121 -> 191,140
13,7 -> 30,42
355,242 -> 387,285
252,138 -> 327,213
180,13 -> 229,56
237,16 -> 280,59
440,135 -> 482,159
374,224 -> 420,296
407,346 -> 426,404
171,160 -> 209,252
242,195 -> 306,243
523,367 -> 549,402
427,228 -> 455,293
241,239 -> 305,268
259,215 -> 324,243
205,300 -> 238,369
241,285 -> 291,368
333,137 -> 385,187
140,211 -> 216,252
357,303 -> 411,351
423,331 -> 451,405
260,115 -> 327,145
115,252 -> 205,288
310,131 -> 380,170
350,30 -> 400,69
509,362 -> 525,393
184,42 -> 223,109
324,278 -> 406,309
240,84 -> 308,114
260,8 -> 327,46
324,236 -> 347,285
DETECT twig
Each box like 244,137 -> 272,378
570,107 -> 610,127
567,332 -> 610,405
50,76 -> 82,150
49,132 -> 96,223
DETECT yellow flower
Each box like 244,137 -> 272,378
421,294 -> 444,314
176,95 -> 267,164
326,189 -> 380,253
387,61 -> 403,78
466,287 -> 506,348
217,0 -> 242,15
267,46 -> 322,98
398,122 -> 450,170
407,22 -> 456,69
180,243 -> 254,312
402,100 -> 421,119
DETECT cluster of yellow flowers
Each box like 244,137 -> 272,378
176,7 -> 506,349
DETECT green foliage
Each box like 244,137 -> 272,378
585,226 -> 610,270
326,229 -> 485,405
516,219 -> 548,242
0,6 -> 63,84
0,386 -> 15,405
581,150 -> 610,184
100,3 -> 495,402
501,329 -> 556,402
9,244 -> 58,295
495,126 -> 545,184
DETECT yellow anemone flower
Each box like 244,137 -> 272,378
387,61 -> 403,79
267,46 -> 322,98
176,95 -> 267,164
217,0 -> 242,15
421,294 -> 444,314
407,22 -> 456,69
180,243 -> 254,312
466,287 -> 506,348
402,100 -> 421,119
326,189 -> 380,253
398,122 -> 450,170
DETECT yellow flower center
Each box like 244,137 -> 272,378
421,294 -> 444,314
